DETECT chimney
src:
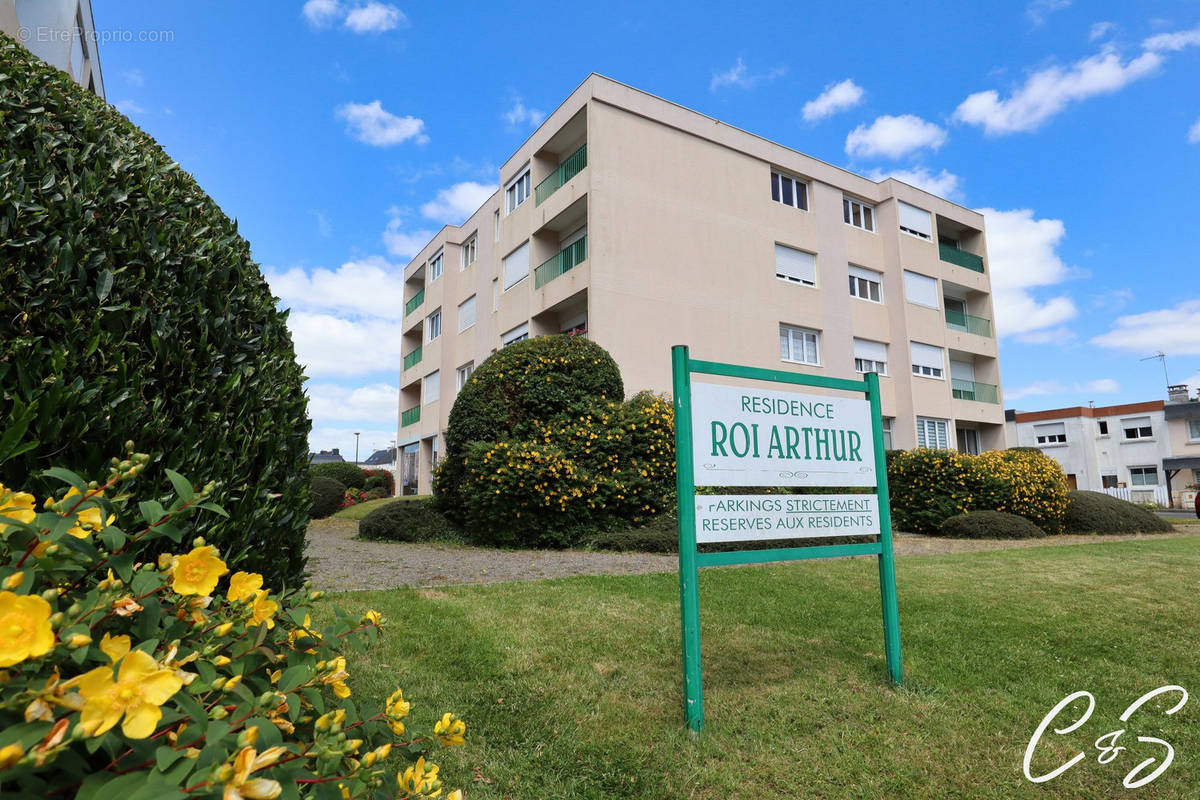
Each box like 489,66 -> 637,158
1167,384 -> 1188,403
331,448 -> 340,455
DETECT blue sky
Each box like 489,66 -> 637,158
92,1 -> 1200,455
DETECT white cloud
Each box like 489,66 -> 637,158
382,208 -> 435,259
867,167 -> 962,201
419,181 -> 496,224
302,0 -> 342,27
801,79 -> 864,121
1089,21 -> 1115,41
308,426 -> 398,458
314,211 -> 332,238
1183,371 -> 1200,398
1004,377 -> 1119,402
1143,25 -> 1200,52
266,256 -> 406,319
1011,326 -> 1075,345
286,312 -> 405,378
336,101 -> 427,146
977,207 -> 1078,338
954,48 -> 1162,135
502,96 -> 545,129
845,114 -> 947,159
307,382 -> 398,422
121,69 -> 145,87
710,58 -> 787,92
1090,300 -> 1200,355
344,2 -> 407,33
1189,117 -> 1200,144
1080,378 -> 1120,394
114,99 -> 146,115
1027,0 -> 1071,27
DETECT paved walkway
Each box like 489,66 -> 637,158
305,517 -> 1197,593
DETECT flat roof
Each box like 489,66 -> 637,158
1009,400 -> 1165,423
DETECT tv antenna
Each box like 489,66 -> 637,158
1140,351 -> 1169,388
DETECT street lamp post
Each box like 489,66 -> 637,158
354,431 -> 360,466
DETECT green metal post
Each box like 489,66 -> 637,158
866,371 -> 904,685
673,345 -> 704,733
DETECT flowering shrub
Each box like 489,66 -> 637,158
339,487 -> 386,510
0,448 -> 465,798
361,470 -> 396,497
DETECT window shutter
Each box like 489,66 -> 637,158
903,270 -> 939,308
853,338 -> 887,362
898,201 -> 932,237
424,370 -> 440,403
848,264 -> 881,283
910,342 -> 944,371
948,360 -> 975,381
458,296 -> 476,331
503,241 -> 530,289
775,245 -> 816,285
1035,422 -> 1065,437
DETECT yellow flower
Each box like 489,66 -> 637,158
397,756 -> 441,798
246,590 -> 278,629
433,712 -> 466,746
0,484 -> 36,535
227,571 -> 263,604
74,650 -> 183,738
223,745 -> 287,800
0,743 -> 24,769
99,633 -> 131,662
170,545 -> 228,596
0,591 -> 54,668
287,615 -> 321,652
446,791 -> 463,800
362,609 -> 382,626
322,656 -> 351,698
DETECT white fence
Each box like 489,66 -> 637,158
1099,486 -> 1170,507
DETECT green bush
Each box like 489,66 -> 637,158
362,467 -> 395,495
364,475 -> 386,492
310,476 -> 345,519
0,35 -> 308,589
1063,491 -> 1173,534
940,510 -> 1047,539
585,515 -> 678,553
311,461 -> 366,490
359,498 -> 462,543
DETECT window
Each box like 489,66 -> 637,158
1102,474 -> 1118,489
1129,466 -> 1158,486
898,201 -> 932,240
957,427 -> 981,455
505,167 -> 531,214
457,295 -> 476,331
1098,420 -> 1109,436
425,308 -> 441,342
503,241 -> 530,289
910,341 -> 944,379
492,278 -> 499,311
493,209 -> 500,241
843,196 -> 875,231
1034,422 -> 1067,445
501,323 -> 529,347
848,265 -> 882,302
423,370 -> 440,404
882,418 -> 894,450
916,417 -> 949,449
770,171 -> 808,210
456,362 -> 474,390
775,244 -> 816,286
780,324 -> 820,366
1122,417 -> 1153,440
1188,419 -> 1200,441
460,235 -> 477,269
853,338 -> 888,376
429,249 -> 443,282
561,313 -> 587,337
903,270 -> 939,308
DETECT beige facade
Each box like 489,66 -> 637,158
396,75 -> 1005,495
0,0 -> 105,97
1163,386 -> 1200,508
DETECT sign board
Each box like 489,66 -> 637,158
672,347 -> 903,734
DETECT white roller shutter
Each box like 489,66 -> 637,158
949,360 -> 975,381
457,296 -> 476,331
848,264 -> 882,282
903,270 -> 939,308
853,338 -> 888,362
910,342 -> 944,371
898,201 -> 932,238
775,244 -> 816,286
503,241 -> 530,289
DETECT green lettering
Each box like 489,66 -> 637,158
767,426 -> 784,459
847,430 -> 862,462
729,423 -> 752,458
711,421 -> 729,456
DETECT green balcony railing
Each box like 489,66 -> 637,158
951,378 -> 999,404
400,406 -> 421,427
402,346 -> 422,371
534,144 -> 587,206
534,236 -> 587,289
944,308 -> 993,337
939,243 -> 985,273
404,288 -> 425,317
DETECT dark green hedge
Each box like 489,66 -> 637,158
1063,491 -> 1173,534
939,510 -> 1046,539
0,35 -> 309,588
311,462 -> 366,490
358,498 -> 461,543
310,477 -> 345,520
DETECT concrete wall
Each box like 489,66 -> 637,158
1,0 -> 104,97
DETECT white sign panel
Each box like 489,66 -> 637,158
689,382 -> 877,487
695,494 -> 880,543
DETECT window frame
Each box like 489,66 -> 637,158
1034,422 -> 1067,445
1098,420 -> 1109,437
456,362 -> 475,390
429,249 -> 444,282
504,166 -> 531,215
843,196 -> 876,232
425,308 -> 442,342
770,170 -> 809,211
502,240 -> 530,290
909,341 -> 945,380
848,265 -> 883,303
775,243 -> 817,287
897,200 -> 933,241
1129,466 -> 1158,486
457,295 -> 476,332
1121,417 -> 1154,440
423,370 -> 440,405
1188,419 -> 1200,441
915,416 -> 949,449
501,322 -> 529,347
779,324 -> 821,366
881,417 -> 894,450
460,235 -> 477,270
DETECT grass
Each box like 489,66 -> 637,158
326,536 -> 1200,799
331,495 -> 423,520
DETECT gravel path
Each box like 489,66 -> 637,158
305,517 -> 1196,593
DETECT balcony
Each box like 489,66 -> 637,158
404,289 -> 425,317
534,144 -> 587,206
945,308 -> 992,337
534,235 -> 587,289
402,346 -> 422,371
400,406 -> 420,427
952,378 -> 999,403
938,243 -> 984,274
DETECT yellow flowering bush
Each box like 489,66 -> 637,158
0,449 -> 466,799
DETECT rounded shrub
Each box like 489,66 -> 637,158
885,449 -> 977,535
359,498 -> 461,542
362,467 -> 395,496
311,461 -> 367,490
310,476 -> 346,519
940,510 -> 1047,539
0,36 -> 308,588
972,449 -> 1069,534
1063,490 -> 1173,534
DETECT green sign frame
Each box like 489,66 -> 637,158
672,345 -> 903,733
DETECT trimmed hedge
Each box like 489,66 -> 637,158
0,35 -> 309,588
940,510 -> 1047,539
310,477 -> 346,519
311,461 -> 366,490
1063,491 -> 1173,534
358,498 -> 461,543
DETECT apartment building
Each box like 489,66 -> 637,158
0,0 -> 105,97
1163,384 -> 1200,508
396,75 -> 1005,495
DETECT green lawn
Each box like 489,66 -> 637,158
329,537 -> 1200,799
331,495 -> 423,520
